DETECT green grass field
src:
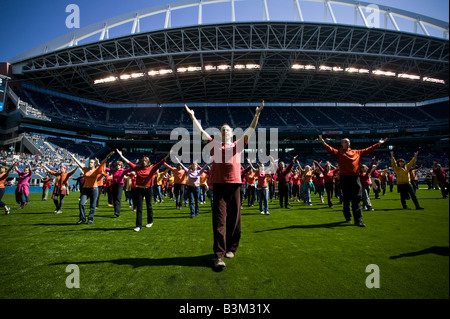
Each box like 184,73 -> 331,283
0,187 -> 448,299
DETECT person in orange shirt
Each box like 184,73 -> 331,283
70,151 -> 113,225
42,164 -> 77,214
246,170 -> 257,207
318,135 -> 387,227
164,162 -> 187,209
0,164 -> 14,215
95,166 -> 108,208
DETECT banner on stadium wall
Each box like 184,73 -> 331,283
349,130 -> 370,134
156,130 -> 172,135
125,130 -> 148,134
376,128 -> 398,133
406,128 -> 429,133
322,131 -> 343,135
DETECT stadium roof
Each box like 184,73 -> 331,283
9,0 -> 449,105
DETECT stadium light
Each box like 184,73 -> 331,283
373,70 -> 396,77
217,65 -> 231,70
398,73 -> 420,80
423,77 -> 446,84
246,64 -> 260,69
159,69 -> 173,75
93,63 -> 446,86
319,65 -> 333,71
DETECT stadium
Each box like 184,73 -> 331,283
0,0 -> 448,305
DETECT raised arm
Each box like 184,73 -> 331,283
99,151 -> 115,166
406,151 -> 418,170
265,155 -> 277,174
115,149 -> 133,166
390,151 -> 397,169
318,135 -> 339,158
243,101 -> 264,144
369,159 -> 382,174
185,104 -> 211,141
69,152 -> 85,169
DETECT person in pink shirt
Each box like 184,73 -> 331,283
359,157 -> 380,211
185,101 -> 264,268
106,159 -> 133,218
276,156 -> 298,209
291,169 -> 302,202
249,156 -> 276,215
14,162 -> 33,209
370,166 -> 381,199
314,160 -> 338,208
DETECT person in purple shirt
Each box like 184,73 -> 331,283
14,162 -> 33,209
173,156 -> 209,218
105,160 -> 133,218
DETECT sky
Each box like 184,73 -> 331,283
0,0 -> 448,62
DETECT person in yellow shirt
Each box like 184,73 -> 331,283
154,168 -> 169,204
390,151 -> 424,210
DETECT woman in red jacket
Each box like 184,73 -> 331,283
116,150 -> 169,231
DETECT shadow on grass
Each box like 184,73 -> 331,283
390,246 -> 449,259
51,254 -> 223,271
254,221 -> 350,233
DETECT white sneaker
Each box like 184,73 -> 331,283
260,211 -> 264,215
265,211 -> 270,215
5,207 -> 10,215
145,223 -> 153,228
225,251 -> 235,258
134,227 -> 141,232
214,258 -> 226,268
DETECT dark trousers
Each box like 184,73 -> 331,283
212,183 -> 241,259
438,181 -> 449,198
247,185 -> 256,206
135,187 -> 153,228
15,189 -> 29,205
174,184 -> 185,208
324,181 -> 334,208
96,186 -> 104,207
112,183 -> 123,216
79,187 -> 98,222
397,184 -> 421,208
339,175 -> 363,223
292,184 -> 300,200
278,182 -> 290,208
0,188 -> 6,208
53,194 -> 65,211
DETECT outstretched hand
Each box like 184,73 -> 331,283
379,137 -> 388,145
256,100 -> 264,116
185,104 -> 195,117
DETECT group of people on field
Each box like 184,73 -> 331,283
1,103 -> 449,268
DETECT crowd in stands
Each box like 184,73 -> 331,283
10,87 -> 447,131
